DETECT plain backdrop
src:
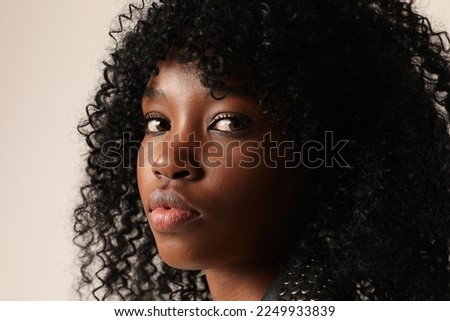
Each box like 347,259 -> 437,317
0,0 -> 449,300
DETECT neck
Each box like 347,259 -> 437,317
204,261 -> 280,301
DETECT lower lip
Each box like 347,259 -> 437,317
148,207 -> 200,233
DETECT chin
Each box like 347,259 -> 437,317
155,239 -> 208,270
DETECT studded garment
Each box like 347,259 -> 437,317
261,259 -> 334,301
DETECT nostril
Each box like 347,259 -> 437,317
172,170 -> 190,179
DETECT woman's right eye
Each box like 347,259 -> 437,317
144,114 -> 171,135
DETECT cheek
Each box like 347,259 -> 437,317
207,160 -> 299,237
197,165 -> 298,266
136,143 -> 154,207
221,167 -> 295,218
222,143 -> 299,208
227,145 -> 304,232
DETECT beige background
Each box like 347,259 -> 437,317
0,0 -> 449,300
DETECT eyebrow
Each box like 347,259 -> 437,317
143,87 -> 166,99
142,85 -> 255,100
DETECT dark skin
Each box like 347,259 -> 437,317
137,58 -> 309,300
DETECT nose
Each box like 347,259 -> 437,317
151,131 -> 203,181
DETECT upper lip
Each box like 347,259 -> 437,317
148,189 -> 199,213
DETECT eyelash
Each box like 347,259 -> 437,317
142,112 -> 253,136
208,113 -> 253,136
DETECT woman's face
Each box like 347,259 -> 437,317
137,58 -> 306,271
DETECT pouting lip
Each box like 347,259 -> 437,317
148,189 -> 200,214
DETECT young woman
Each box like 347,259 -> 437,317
74,0 -> 450,300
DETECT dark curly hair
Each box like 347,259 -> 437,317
74,0 -> 450,300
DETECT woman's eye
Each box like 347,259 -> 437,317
144,114 -> 171,135
209,113 -> 252,133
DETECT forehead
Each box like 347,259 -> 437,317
144,59 -> 206,101
145,56 -> 255,100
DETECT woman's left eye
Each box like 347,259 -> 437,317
208,113 -> 252,134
